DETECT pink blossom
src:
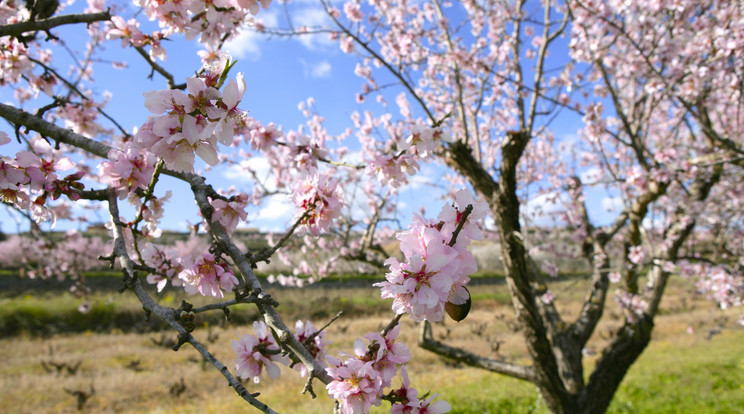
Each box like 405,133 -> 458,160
30,202 -> 54,225
106,16 -> 145,47
437,189 -> 489,244
376,244 -> 459,322
16,148 -> 64,191
136,70 -> 248,172
292,172 -> 344,237
178,253 -> 239,298
628,246 -> 645,265
365,152 -> 420,188
98,143 -> 156,199
541,260 -> 559,278
293,320 -> 329,377
247,121 -> 281,150
614,289 -> 647,322
0,159 -> 27,190
344,2 -> 364,22
377,193 -> 487,321
216,73 -> 247,145
389,366 -> 451,414
400,125 -> 450,157
210,193 -> 249,233
325,356 -> 382,414
340,35 -> 355,53
363,324 -> 411,387
142,243 -> 185,292
418,393 -> 453,414
232,321 -> 288,383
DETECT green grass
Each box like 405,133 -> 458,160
607,335 -> 744,413
372,333 -> 744,414
0,270 -> 395,336
0,292 -> 167,336
0,269 -> 742,413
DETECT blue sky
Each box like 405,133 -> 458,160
0,0 -> 622,235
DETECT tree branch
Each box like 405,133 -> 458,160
133,46 -> 185,90
0,102 -> 333,387
187,176 -> 334,385
566,177 -> 610,346
104,190 -> 278,414
0,11 -> 111,38
418,321 -> 536,382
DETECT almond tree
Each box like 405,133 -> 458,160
262,0 -> 744,412
0,0 -> 742,413
0,0 -> 484,413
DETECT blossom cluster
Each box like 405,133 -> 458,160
140,236 -> 209,290
376,189 -> 489,322
679,261 -> 743,312
232,321 -> 289,383
177,253 -> 239,298
232,320 -> 328,382
325,324 -> 449,414
0,230 -> 108,281
141,238 -> 238,298
121,0 -> 271,50
106,16 -> 168,60
210,192 -> 250,233
360,122 -> 451,189
229,288 -> 451,414
292,320 -> 329,377
388,366 -> 451,414
97,142 -> 157,200
133,56 -> 247,173
1,134 -> 84,224
142,242 -> 186,292
613,289 -> 648,323
267,273 -> 318,287
292,172 -> 344,237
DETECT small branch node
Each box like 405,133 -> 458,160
172,332 -> 190,351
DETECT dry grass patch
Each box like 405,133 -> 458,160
0,276 -> 741,413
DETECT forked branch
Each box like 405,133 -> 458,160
418,321 -> 536,382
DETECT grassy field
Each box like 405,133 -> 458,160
0,272 -> 742,413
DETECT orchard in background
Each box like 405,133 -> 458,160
0,0 -> 742,413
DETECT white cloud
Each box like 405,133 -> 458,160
400,165 -> 440,192
559,132 -> 579,146
223,156 -> 278,192
312,61 -> 332,77
293,8 -> 336,51
303,60 -> 332,78
522,191 -> 568,227
258,195 -> 295,221
601,196 -> 624,213
579,166 -> 603,184
224,6 -> 337,60
223,11 -> 279,60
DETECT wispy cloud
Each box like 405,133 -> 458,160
223,156 -> 278,192
522,191 -> 568,227
601,196 -> 624,213
257,195 -> 294,221
293,7 -> 336,51
300,59 -> 332,78
224,11 -> 280,60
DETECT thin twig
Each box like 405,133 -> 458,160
448,204 -> 473,247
